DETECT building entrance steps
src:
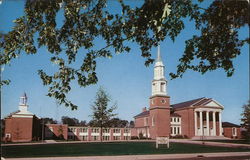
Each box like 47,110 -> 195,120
44,140 -> 57,143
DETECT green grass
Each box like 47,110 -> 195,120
202,139 -> 250,144
2,142 -> 249,158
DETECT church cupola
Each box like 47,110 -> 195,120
19,92 -> 28,112
152,45 -> 168,96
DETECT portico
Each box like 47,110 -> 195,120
194,108 -> 223,137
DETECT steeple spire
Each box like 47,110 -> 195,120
20,92 -> 28,105
152,44 -> 167,96
156,45 -> 162,62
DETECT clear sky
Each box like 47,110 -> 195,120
1,0 -> 249,125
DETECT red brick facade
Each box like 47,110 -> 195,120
4,115 -> 41,142
149,95 -> 170,139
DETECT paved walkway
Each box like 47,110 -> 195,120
4,152 -> 250,160
170,139 -> 250,148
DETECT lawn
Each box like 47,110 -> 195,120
2,142 -> 250,158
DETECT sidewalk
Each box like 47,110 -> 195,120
4,152 -> 250,160
170,139 -> 250,148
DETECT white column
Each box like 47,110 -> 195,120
194,111 -> 197,136
212,111 -> 216,136
219,111 -> 222,136
199,111 -> 203,136
206,111 -> 209,136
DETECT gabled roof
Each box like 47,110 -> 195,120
134,111 -> 149,118
171,97 -> 223,109
171,97 -> 206,109
222,122 -> 240,128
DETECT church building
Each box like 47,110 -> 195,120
134,46 -> 230,139
4,93 -> 41,142
3,47 -> 242,142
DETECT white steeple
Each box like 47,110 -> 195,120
19,92 -> 29,112
152,45 -> 167,96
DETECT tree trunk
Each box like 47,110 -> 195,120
100,126 -> 103,142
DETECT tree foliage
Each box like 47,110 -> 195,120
0,0 -> 249,110
109,118 -> 128,128
61,116 -> 80,126
90,87 -> 117,141
41,117 -> 58,124
241,101 -> 250,139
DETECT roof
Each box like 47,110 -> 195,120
170,113 -> 181,117
171,97 -> 217,109
4,110 -> 20,118
171,97 -> 205,109
222,122 -> 240,128
134,111 -> 149,118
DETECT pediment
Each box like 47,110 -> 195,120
205,100 -> 223,108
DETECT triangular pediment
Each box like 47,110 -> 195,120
205,100 -> 223,108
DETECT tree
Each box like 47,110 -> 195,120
41,117 -> 57,124
109,118 -> 128,128
129,120 -> 135,128
90,87 -> 117,141
1,119 -> 5,139
0,0 -> 249,109
79,120 -> 87,126
241,101 -> 250,140
61,116 -> 79,126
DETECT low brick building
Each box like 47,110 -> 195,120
44,124 -> 68,140
4,93 -> 41,142
222,122 -> 242,139
67,126 -> 132,141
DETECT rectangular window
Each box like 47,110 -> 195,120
177,127 -> 180,134
152,117 -> 155,126
114,129 -> 121,133
124,129 -> 130,133
92,136 -> 99,141
102,129 -> 110,133
174,127 -> 176,134
92,128 -> 99,133
114,136 -> 121,140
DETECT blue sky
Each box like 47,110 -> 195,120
1,1 -> 249,125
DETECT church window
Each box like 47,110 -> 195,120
152,117 -> 155,126
232,127 -> 237,136
144,117 -> 147,126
